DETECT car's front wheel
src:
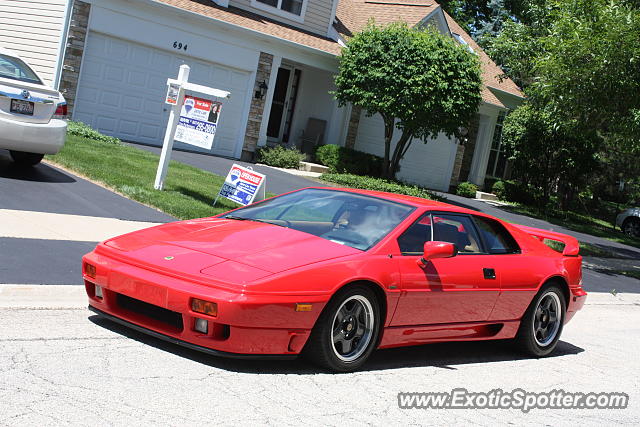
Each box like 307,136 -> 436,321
622,218 -> 640,238
515,284 -> 566,357
9,150 -> 44,166
305,285 -> 381,372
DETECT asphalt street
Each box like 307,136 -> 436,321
0,150 -> 174,285
0,290 -> 638,425
1,146 -> 639,425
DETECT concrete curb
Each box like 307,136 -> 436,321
1,284 -> 638,309
0,285 -> 87,308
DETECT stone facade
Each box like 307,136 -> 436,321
344,105 -> 362,149
456,114 -> 481,184
448,142 -> 466,190
58,1 -> 90,116
241,52 -> 274,161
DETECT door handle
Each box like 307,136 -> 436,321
483,268 -> 496,280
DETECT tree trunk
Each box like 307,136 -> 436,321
389,131 -> 413,178
381,114 -> 394,178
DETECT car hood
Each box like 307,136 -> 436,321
102,217 -> 360,281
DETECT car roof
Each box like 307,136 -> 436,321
302,187 -> 482,216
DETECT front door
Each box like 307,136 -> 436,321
266,65 -> 300,143
391,212 -> 501,326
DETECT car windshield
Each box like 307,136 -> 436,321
0,54 -> 42,84
223,189 -> 415,250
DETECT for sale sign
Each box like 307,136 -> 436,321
217,164 -> 266,206
174,95 -> 222,150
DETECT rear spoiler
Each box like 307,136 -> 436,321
513,225 -> 580,256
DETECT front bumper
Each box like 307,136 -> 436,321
0,115 -> 66,154
89,305 -> 296,360
83,251 -> 326,356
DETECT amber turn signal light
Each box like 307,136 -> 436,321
191,298 -> 218,317
295,303 -> 312,312
84,262 -> 96,278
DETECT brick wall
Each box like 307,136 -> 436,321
58,1 -> 90,116
241,52 -> 274,161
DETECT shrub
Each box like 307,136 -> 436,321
320,173 -> 438,200
502,180 -> 541,205
315,144 -> 384,177
67,121 -> 121,145
256,145 -> 304,169
492,180 -> 506,200
456,182 -> 478,198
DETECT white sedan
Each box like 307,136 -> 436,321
0,47 -> 67,166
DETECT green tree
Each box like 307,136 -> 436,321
502,103 -> 600,210
334,22 -> 482,178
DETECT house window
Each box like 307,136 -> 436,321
487,111 -> 509,179
254,0 -> 305,17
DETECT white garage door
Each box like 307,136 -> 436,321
73,32 -> 251,158
354,111 -> 458,192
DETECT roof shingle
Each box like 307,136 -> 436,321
156,0 -> 523,104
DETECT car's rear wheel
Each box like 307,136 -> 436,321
515,284 -> 566,357
304,285 -> 381,372
9,150 -> 44,166
622,218 -> 640,238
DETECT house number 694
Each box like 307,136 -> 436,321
173,41 -> 188,51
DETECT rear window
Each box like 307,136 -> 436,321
0,54 -> 42,84
473,216 -> 521,254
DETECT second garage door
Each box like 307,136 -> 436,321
73,32 -> 251,158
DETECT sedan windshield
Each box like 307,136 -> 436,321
0,54 -> 42,84
223,189 -> 415,250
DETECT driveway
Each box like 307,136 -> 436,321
0,150 -> 174,285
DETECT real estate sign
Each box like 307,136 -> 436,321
217,164 -> 266,206
174,95 -> 222,150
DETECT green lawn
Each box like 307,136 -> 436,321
47,135 -> 240,220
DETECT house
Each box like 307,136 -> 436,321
7,0 -> 523,191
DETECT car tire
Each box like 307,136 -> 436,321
9,150 -> 44,166
514,283 -> 566,357
304,285 -> 381,372
622,218 -> 640,238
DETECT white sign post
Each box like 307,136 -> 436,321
154,65 -> 231,190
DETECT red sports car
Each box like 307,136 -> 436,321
83,188 -> 586,372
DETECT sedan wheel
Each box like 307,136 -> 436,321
305,285 -> 380,372
623,219 -> 640,238
515,284 -> 565,357
9,150 -> 44,166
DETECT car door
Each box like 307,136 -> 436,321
470,215 -> 531,321
391,212 -> 501,326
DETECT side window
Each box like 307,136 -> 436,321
473,216 -> 521,254
432,214 -> 483,254
398,214 -> 432,255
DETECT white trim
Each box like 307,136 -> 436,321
257,55 -> 282,147
468,113 -> 498,186
250,0 -> 308,24
53,0 -> 74,90
70,2 -> 93,121
326,0 -> 339,37
236,68 -> 258,158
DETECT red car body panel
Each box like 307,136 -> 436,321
83,187 -> 586,357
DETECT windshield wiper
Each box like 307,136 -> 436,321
224,215 -> 287,227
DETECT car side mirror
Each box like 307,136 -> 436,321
419,241 -> 458,265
